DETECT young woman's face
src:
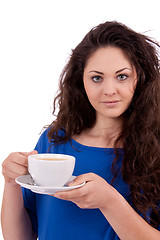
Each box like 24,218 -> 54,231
83,46 -> 137,121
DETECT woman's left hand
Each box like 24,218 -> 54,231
53,172 -> 117,210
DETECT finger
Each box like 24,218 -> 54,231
68,172 -> 96,186
20,150 -> 38,157
54,184 -> 88,200
13,150 -> 38,167
3,160 -> 28,176
11,154 -> 28,167
2,165 -> 28,183
27,150 -> 38,156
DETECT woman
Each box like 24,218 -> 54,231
1,21 -> 160,239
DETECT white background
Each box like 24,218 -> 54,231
0,0 -> 160,238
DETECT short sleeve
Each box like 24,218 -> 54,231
34,129 -> 52,153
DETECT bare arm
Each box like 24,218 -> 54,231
54,173 -> 160,240
1,151 -> 38,240
100,188 -> 160,240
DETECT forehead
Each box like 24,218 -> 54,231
85,46 -> 133,71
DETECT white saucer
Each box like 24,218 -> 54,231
15,174 -> 85,195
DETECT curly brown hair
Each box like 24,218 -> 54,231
47,21 -> 160,227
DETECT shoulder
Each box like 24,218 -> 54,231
34,127 -> 66,153
34,129 -> 50,153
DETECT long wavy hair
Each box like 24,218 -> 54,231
47,21 -> 160,227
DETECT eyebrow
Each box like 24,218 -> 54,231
115,68 -> 132,74
89,70 -> 104,75
89,68 -> 132,75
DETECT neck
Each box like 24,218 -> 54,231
73,117 -> 123,148
92,115 -> 123,138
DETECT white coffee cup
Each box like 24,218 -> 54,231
28,153 -> 75,187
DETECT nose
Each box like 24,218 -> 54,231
103,79 -> 117,96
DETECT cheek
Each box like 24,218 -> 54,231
84,85 -> 94,104
84,82 -> 96,100
124,78 -> 137,96
84,84 -> 91,99
85,90 -> 97,103
84,86 -> 100,108
119,85 -> 135,102
129,80 -> 137,96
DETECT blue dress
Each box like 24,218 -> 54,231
22,129 -> 159,239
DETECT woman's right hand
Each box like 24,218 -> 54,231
2,150 -> 38,185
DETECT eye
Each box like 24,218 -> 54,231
92,76 -> 102,83
117,74 -> 128,81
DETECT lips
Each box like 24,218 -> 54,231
101,100 -> 120,107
